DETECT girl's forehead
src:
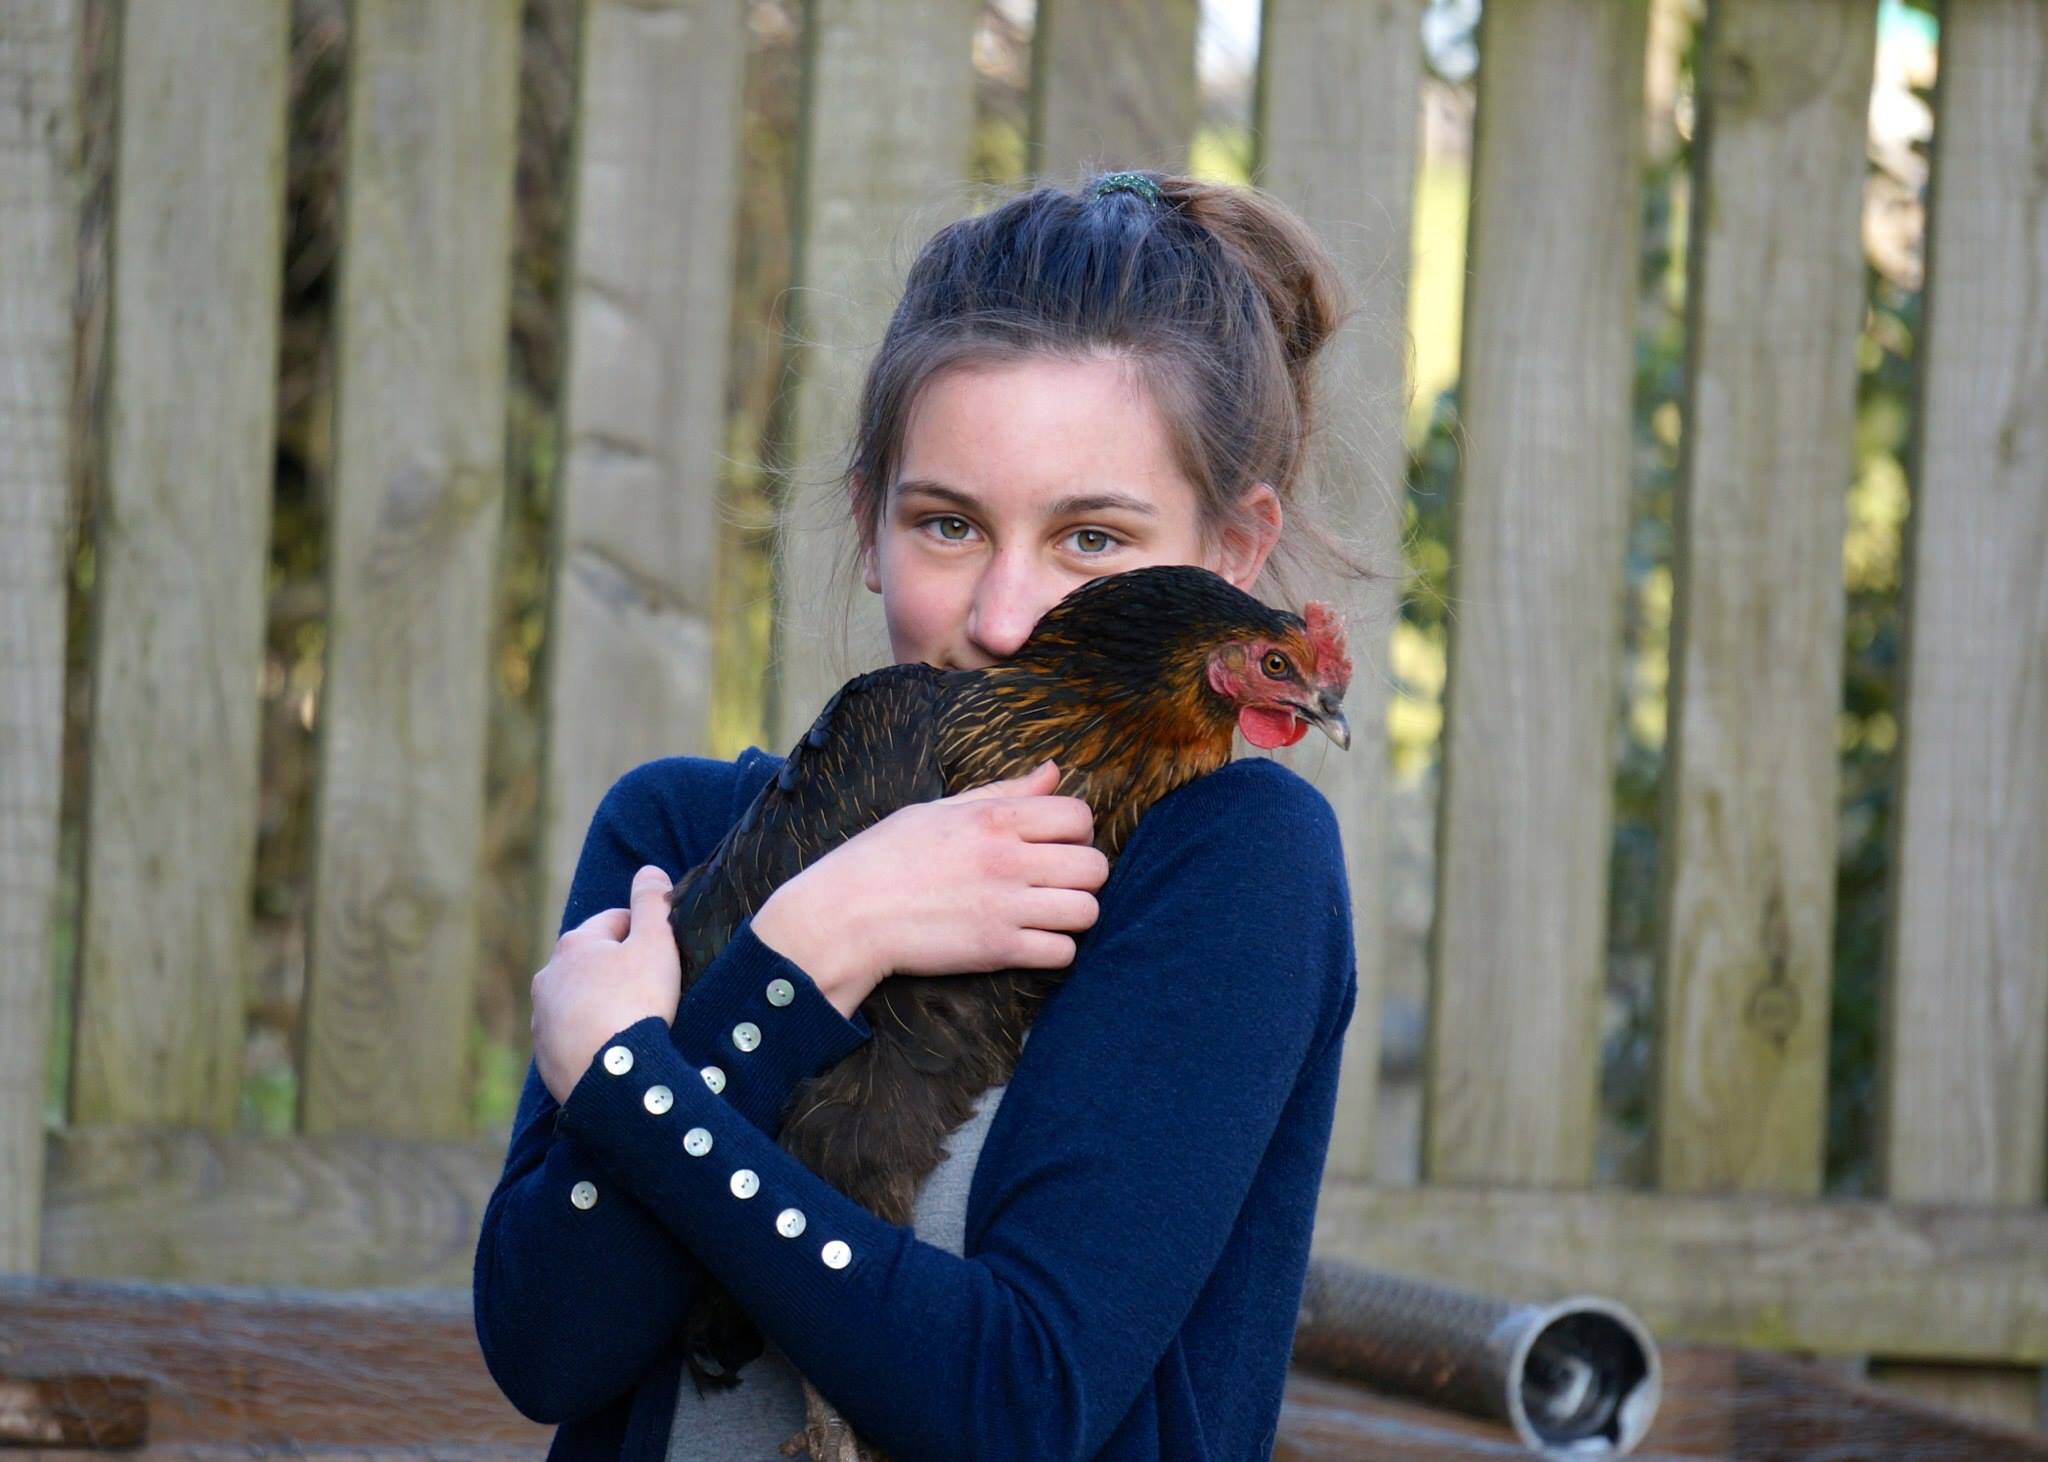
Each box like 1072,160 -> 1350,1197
895,356 -> 1197,519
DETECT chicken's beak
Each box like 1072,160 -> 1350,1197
1298,691 -> 1351,751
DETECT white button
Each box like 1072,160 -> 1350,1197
820,1239 -> 851,1269
643,1084 -> 673,1115
775,1207 -> 807,1238
732,1021 -> 761,1052
570,1180 -> 598,1210
766,978 -> 795,1007
730,1169 -> 759,1199
683,1127 -> 713,1157
602,1045 -> 634,1076
701,1065 -> 725,1094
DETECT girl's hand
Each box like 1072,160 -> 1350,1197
531,864 -> 681,1105
750,760 -> 1109,1016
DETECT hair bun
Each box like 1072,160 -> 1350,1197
1161,177 -> 1350,376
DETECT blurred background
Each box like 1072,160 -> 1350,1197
11,0 -> 2044,1447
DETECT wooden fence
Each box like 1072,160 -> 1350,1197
3,0 -> 2043,1436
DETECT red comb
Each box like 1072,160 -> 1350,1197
1302,601 -> 1352,685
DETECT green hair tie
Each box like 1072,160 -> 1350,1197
1088,171 -> 1164,205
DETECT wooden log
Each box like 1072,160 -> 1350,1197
0,1275 -> 545,1446
0,1375 -> 148,1449
538,0 -> 746,956
0,0 -> 84,1272
1253,0 -> 1422,1183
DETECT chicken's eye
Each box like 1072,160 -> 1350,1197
1261,650 -> 1293,680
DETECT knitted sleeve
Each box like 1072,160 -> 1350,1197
472,756 -> 873,1425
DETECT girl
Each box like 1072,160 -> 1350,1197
475,169 -> 1374,1460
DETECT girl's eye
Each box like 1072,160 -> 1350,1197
1067,528 -> 1119,555
925,515 -> 975,542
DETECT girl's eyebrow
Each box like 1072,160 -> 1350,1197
893,478 -> 1159,518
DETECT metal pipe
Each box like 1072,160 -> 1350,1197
1292,1256 -> 1661,1455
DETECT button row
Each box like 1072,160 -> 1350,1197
592,1039 -> 853,1270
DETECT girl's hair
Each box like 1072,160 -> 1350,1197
792,168 -> 1397,670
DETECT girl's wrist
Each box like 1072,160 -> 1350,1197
752,876 -> 879,1020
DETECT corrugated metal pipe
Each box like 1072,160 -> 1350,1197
1292,1255 -> 1661,1455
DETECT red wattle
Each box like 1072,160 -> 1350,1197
1238,705 -> 1307,748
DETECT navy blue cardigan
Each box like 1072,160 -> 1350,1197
473,745 -> 1357,1459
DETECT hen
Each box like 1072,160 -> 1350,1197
664,563 -> 1353,1461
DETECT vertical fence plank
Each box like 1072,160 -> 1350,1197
539,0 -> 746,950
0,0 -> 84,1271
1030,0 -> 1198,180
769,0 -> 979,751
1254,0 -> 1422,1182
71,2 -> 288,1132
1874,0 -> 2048,1430
302,2 -> 520,1138
1424,0 -> 1646,1187
1652,0 -> 1876,1197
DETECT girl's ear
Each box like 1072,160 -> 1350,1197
850,472 -> 882,593
1213,482 -> 1283,590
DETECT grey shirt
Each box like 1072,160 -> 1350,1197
664,1075 -> 1011,1459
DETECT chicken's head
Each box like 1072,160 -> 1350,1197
1203,598 -> 1353,750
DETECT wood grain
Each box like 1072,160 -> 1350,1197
34,1127 -> 2048,1362
302,1 -> 521,1137
1312,1179 -> 2048,1362
1873,0 -> 2048,1432
1029,0 -> 1198,182
769,0 -> 979,751
0,0 -> 83,1272
1253,0 -> 1423,1181
1653,0 -> 1877,1195
72,1 -> 288,1129
0,1274 -> 546,1445
40,1126 -> 505,1289
1425,0 -> 1647,1186
539,0 -> 746,953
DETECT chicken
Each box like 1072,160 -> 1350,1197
662,563 -> 1353,1461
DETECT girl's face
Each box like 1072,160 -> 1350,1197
858,353 -> 1282,670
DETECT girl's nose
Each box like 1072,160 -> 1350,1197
966,554 -> 1051,662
